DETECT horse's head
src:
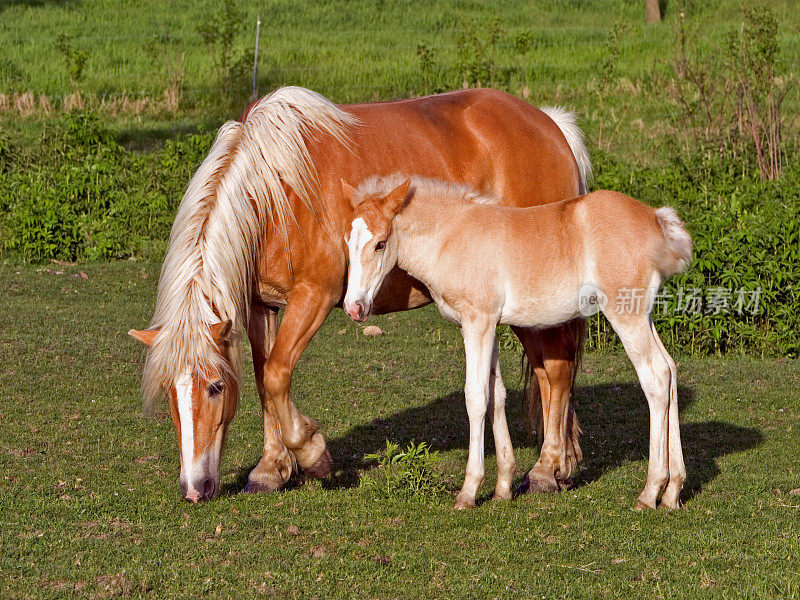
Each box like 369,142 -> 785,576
341,178 -> 411,322
129,321 -> 239,502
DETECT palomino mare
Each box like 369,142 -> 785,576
342,176 -> 691,509
129,86 -> 591,502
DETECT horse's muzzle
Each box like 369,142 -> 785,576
180,476 -> 218,503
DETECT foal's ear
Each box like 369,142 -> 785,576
381,179 -> 412,216
211,320 -> 233,344
340,179 -> 359,207
128,328 -> 158,346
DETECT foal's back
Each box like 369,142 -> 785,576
431,190 -> 666,327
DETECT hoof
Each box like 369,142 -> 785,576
634,499 -> 655,511
491,492 -> 512,501
244,478 -> 284,494
557,477 -> 574,491
453,500 -> 476,510
515,472 -> 560,495
302,447 -> 332,480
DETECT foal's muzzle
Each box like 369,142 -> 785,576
344,299 -> 371,322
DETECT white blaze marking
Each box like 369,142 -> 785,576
175,370 -> 195,471
345,217 -> 373,302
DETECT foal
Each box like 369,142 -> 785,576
342,175 -> 692,510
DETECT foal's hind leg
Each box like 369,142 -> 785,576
454,317 -> 496,509
489,341 -> 516,500
651,321 -> 686,509
245,304 -> 295,493
605,313 -> 673,510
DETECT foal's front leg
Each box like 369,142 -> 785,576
454,318 -> 496,510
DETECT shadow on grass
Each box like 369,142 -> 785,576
319,381 -> 762,504
1,0 -> 77,12
114,121 -> 217,153
225,381 -> 762,504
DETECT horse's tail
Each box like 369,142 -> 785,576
539,106 -> 592,194
653,207 -> 692,278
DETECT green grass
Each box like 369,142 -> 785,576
1,261 -> 799,599
2,0 -> 799,160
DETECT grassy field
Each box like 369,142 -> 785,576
2,0 -> 800,160
1,261 -> 799,599
2,1 -> 800,598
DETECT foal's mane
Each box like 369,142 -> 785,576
142,87 -> 357,409
355,174 -> 500,209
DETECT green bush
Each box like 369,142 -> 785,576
587,151 -> 800,357
0,112 -> 212,262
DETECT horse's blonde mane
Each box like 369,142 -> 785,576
355,174 -> 500,208
142,86 -> 357,410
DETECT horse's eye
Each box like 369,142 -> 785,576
208,381 -> 224,396
375,240 -> 386,252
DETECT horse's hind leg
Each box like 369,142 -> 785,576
606,313 -> 673,510
651,321 -> 686,509
262,288 -> 335,479
513,324 -> 581,493
245,304 -> 295,493
454,317 -> 496,509
489,341 -> 516,500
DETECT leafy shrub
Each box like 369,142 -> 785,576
0,112 -> 213,262
588,151 -> 800,357
363,440 -> 446,499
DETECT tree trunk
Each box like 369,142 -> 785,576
646,0 -> 661,23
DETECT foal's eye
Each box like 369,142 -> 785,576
208,381 -> 224,396
375,240 -> 386,252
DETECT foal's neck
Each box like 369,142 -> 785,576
392,200 -> 451,285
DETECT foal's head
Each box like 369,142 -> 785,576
129,321 -> 239,502
341,178 -> 411,321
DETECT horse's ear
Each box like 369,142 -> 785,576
128,328 -> 158,346
382,178 -> 412,216
211,320 -> 233,343
340,179 -> 359,207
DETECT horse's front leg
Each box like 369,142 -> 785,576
262,286 -> 335,478
245,303 -> 295,493
454,317 -> 496,509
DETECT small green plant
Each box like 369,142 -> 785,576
497,325 -> 521,352
664,5 -> 795,180
196,0 -> 253,106
455,18 -> 505,88
145,31 -> 186,113
512,30 -> 536,89
55,34 -> 88,91
589,21 -> 632,150
364,440 -> 445,499
416,42 -> 436,95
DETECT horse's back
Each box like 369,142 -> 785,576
316,89 -> 580,208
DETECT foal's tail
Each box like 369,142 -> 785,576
653,207 -> 692,278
